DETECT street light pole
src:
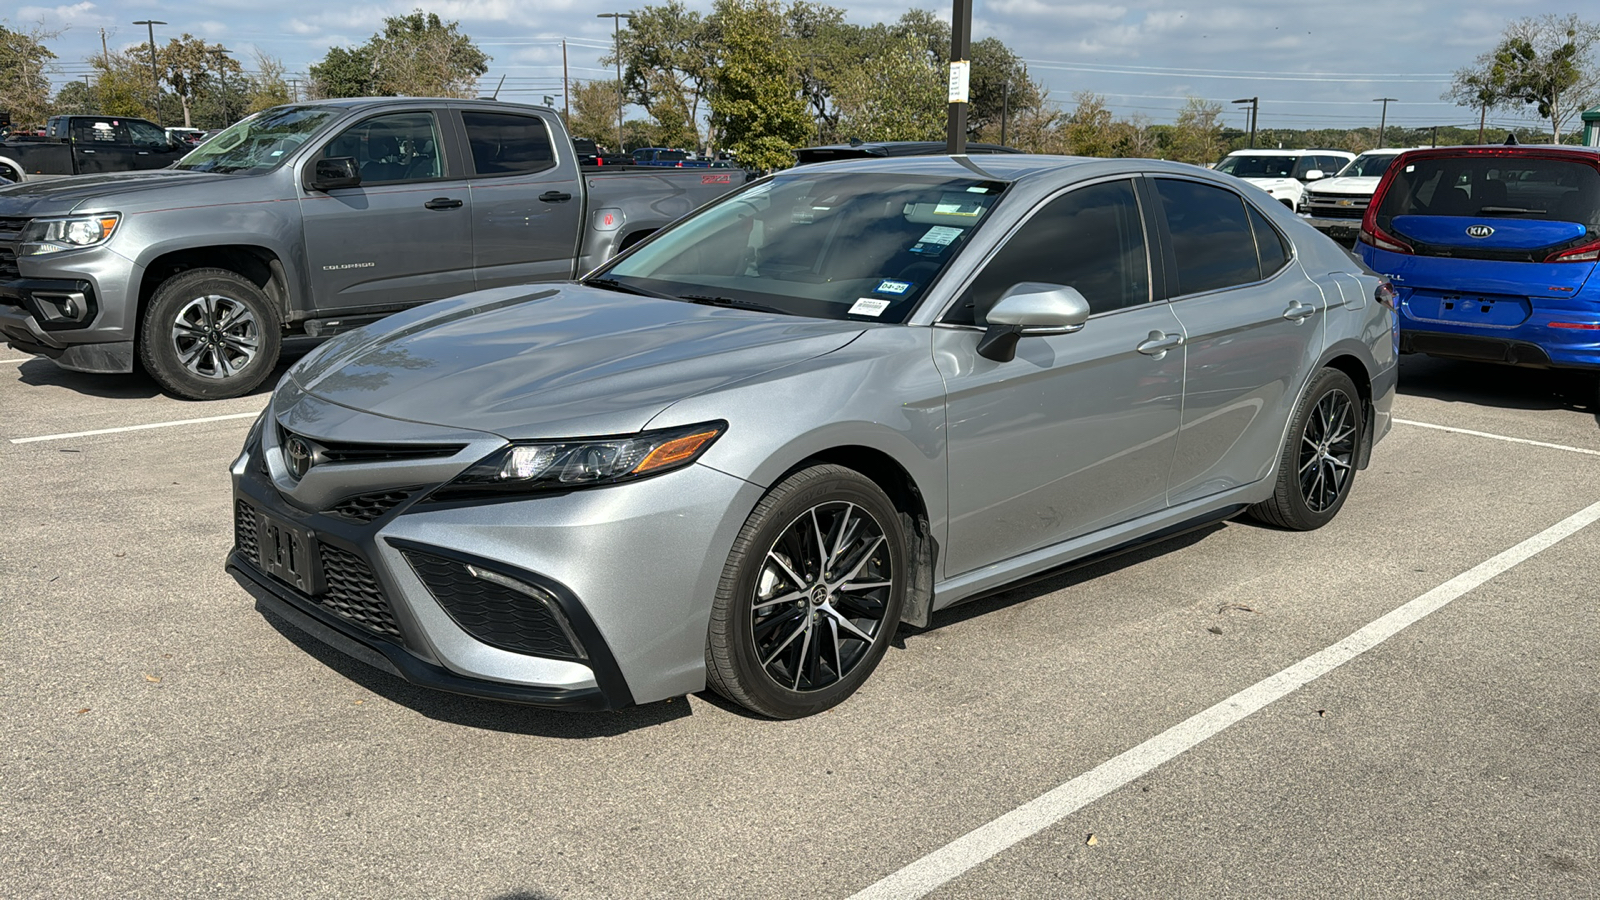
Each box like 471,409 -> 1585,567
1232,97 -> 1258,149
597,13 -> 633,154
132,19 -> 166,126
945,0 -> 973,154
1374,97 -> 1397,147
212,48 -> 233,126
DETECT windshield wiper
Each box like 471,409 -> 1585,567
677,294 -> 793,315
581,277 -> 675,299
1478,206 -> 1546,215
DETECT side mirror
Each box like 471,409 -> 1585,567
976,283 -> 1092,362
1304,169 -> 1325,181
308,157 -> 361,191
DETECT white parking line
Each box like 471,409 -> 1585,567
847,497 -> 1600,900
9,411 -> 262,444
1395,418 -> 1600,458
0,357 -> 31,364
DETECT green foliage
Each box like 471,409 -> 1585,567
706,0 -> 813,170
156,34 -> 244,128
569,79 -> 625,147
242,51 -> 293,117
613,0 -> 713,149
86,48 -> 159,120
1488,15 -> 1600,142
1,22 -> 59,126
310,11 -> 488,100
833,32 -> 944,142
1160,97 -> 1225,164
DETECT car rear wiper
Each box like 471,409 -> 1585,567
1478,206 -> 1546,214
677,294 -> 793,315
581,277 -> 675,299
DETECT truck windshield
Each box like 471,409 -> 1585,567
1215,155 -> 1296,178
175,106 -> 337,175
1337,153 -> 1401,178
591,172 -> 1010,323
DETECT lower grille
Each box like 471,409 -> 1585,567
1308,205 -> 1366,220
0,247 -> 18,281
234,500 -> 259,561
327,490 -> 413,522
318,543 -> 403,638
403,550 -> 583,660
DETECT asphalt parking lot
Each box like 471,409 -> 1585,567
3,351 -> 1598,899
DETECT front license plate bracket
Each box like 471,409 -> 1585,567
258,513 -> 322,596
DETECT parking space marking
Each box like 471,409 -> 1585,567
1395,418 -> 1600,458
9,410 -> 262,445
847,497 -> 1600,900
0,357 -> 31,364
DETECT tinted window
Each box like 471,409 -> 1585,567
1155,179 -> 1262,295
1248,204 -> 1289,276
1374,156 -> 1600,228
71,119 -> 119,144
125,119 -> 169,149
1215,154 -> 1296,178
945,179 -> 1149,325
462,112 -> 555,176
320,112 -> 442,184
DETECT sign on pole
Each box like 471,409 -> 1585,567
948,61 -> 971,104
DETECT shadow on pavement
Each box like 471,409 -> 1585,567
1397,354 -> 1599,423
11,356 -> 302,401
258,606 -> 693,737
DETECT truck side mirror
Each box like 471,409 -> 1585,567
308,157 -> 361,191
1305,169 -> 1325,181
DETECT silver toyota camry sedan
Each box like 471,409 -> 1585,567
228,155 -> 1398,719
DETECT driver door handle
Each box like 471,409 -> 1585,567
539,190 -> 573,203
1282,301 -> 1317,321
1137,332 -> 1184,356
424,197 -> 463,210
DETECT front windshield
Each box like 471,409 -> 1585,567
1338,153 -> 1400,178
1215,154 -> 1296,178
175,105 -> 337,175
594,172 -> 1010,323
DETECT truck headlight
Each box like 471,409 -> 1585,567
19,214 -> 121,255
427,421 -> 727,501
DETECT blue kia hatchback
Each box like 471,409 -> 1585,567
1358,146 -> 1600,375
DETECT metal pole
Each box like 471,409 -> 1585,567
563,39 -> 571,122
1000,82 -> 1009,147
214,49 -> 232,126
597,13 -> 632,153
1430,125 -> 1438,148
1232,98 -> 1257,149
1374,97 -> 1396,147
133,20 -> 166,125
946,0 -> 972,154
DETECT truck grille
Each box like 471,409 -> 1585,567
0,249 -> 18,284
0,216 -> 26,280
1305,196 -> 1369,220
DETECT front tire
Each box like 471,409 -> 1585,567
706,465 -> 907,719
138,268 -> 281,400
1249,367 -> 1362,530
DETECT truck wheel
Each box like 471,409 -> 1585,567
139,268 -> 281,400
0,162 -> 20,183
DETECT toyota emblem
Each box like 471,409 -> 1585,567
1466,224 -> 1495,238
285,437 -> 315,479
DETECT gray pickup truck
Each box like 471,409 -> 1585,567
0,98 -> 749,399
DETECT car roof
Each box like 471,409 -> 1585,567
1225,148 -> 1354,157
774,153 -> 1253,188
1390,144 -> 1600,160
795,141 -> 1024,164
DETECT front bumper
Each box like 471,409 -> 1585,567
230,403 -> 764,708
0,243 -> 141,372
1300,215 -> 1363,243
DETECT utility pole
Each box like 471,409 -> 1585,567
1430,125 -> 1438,148
132,19 -> 166,126
1232,97 -> 1258,148
100,28 -> 110,69
597,13 -> 633,153
289,78 -> 299,103
1000,82 -> 1010,147
563,39 -> 571,122
213,48 -> 233,127
945,0 -> 973,154
1373,97 -> 1397,147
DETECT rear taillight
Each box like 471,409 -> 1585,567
1375,279 -> 1398,309
1545,238 -> 1600,263
1360,154 -> 1415,255
1359,226 -> 1413,254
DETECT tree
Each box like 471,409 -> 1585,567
832,31 -> 944,142
1163,97 -> 1225,164
1,23 -> 60,126
569,78 -> 625,147
1484,14 -> 1600,143
612,0 -> 713,149
157,34 -> 243,128
706,0 -> 812,171
1061,92 -> 1118,157
243,50 -> 293,116
309,11 -> 488,100
309,45 -> 375,99
88,48 -> 158,119
968,37 -> 1042,142
1445,59 -> 1511,144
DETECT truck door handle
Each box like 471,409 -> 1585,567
80,149 -> 95,154
1136,332 -> 1184,356
137,151 -> 150,156
1282,301 -> 1317,321
539,191 -> 573,203
424,197 -> 463,210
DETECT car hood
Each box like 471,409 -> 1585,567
1239,176 -> 1300,191
0,169 -> 234,217
1305,176 -> 1381,197
286,283 -> 868,439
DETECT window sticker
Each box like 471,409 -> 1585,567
848,297 -> 891,317
909,225 -> 965,255
873,279 -> 914,296
933,193 -> 985,217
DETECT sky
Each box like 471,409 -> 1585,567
11,0 -> 1593,133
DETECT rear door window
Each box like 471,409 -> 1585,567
461,111 -> 556,177
1154,179 -> 1263,295
1248,204 -> 1290,275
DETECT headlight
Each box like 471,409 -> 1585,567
20,214 -> 121,255
427,420 -> 727,501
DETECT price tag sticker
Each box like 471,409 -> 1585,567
848,297 -> 891,317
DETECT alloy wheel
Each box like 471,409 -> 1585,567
1298,388 -> 1356,513
170,293 -> 261,380
750,501 -> 895,693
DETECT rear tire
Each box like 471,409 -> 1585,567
0,162 -> 21,183
705,465 -> 907,719
138,268 -> 281,400
1248,367 -> 1361,531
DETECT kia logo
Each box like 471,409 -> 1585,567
284,436 -> 316,479
1466,224 -> 1495,238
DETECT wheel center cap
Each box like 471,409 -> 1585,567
810,585 -> 829,604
